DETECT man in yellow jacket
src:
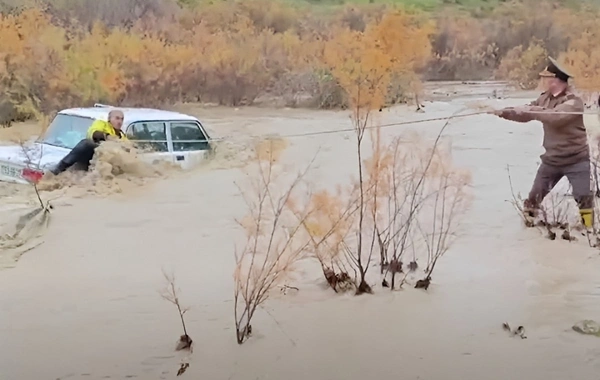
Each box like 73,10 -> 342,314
51,109 -> 127,174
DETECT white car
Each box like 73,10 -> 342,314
0,104 -> 212,185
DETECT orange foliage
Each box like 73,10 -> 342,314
3,0 -> 600,122
0,3 -> 436,120
323,10 -> 432,114
324,28 -> 393,113
559,16 -> 600,92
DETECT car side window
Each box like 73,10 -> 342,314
126,122 -> 168,152
170,121 -> 210,152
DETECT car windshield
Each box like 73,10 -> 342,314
41,114 -> 95,149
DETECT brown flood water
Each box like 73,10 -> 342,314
1,83 -> 600,380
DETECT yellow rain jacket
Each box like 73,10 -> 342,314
86,119 -> 128,141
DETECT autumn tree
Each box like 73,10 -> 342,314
560,32 -> 600,92
0,9 -> 74,118
495,39 -> 547,89
322,27 -> 392,294
307,9 -> 433,294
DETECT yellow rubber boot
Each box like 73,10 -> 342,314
580,208 -> 594,228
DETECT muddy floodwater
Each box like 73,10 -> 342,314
1,83 -> 600,380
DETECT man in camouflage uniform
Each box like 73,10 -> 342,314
491,57 -> 593,228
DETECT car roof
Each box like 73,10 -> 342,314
58,106 -> 199,124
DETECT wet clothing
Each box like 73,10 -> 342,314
499,88 -> 593,226
50,120 -> 126,175
525,160 -> 593,210
51,139 -> 99,174
86,119 -> 128,142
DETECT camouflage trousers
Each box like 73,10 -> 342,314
525,160 -> 594,211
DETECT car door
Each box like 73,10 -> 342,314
125,121 -> 174,164
168,120 -> 211,169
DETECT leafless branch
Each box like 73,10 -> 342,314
159,269 -> 193,352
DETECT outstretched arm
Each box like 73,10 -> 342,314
492,95 -> 543,123
495,106 -> 536,123
526,97 -> 584,127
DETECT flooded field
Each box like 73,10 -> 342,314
1,83 -> 600,380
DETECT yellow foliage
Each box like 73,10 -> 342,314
323,9 -> 432,113
369,11 -> 434,74
324,27 -> 393,113
300,186 -> 355,264
496,39 -> 547,89
4,0 -> 600,123
560,31 -> 600,91
253,137 -> 289,163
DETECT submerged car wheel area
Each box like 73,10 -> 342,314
0,104 -> 212,185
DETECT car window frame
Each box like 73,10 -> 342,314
125,120 -> 171,153
40,113 -> 96,149
168,120 -> 211,152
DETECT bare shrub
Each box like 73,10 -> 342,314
484,1 -> 567,60
271,70 -> 346,109
160,270 -> 193,352
12,116 -> 53,208
232,141 -> 313,344
366,125 -> 471,290
46,0 -> 180,30
413,140 -> 471,287
427,15 -> 497,80
296,125 -> 472,293
0,97 -> 20,128
0,118 -> 53,264
291,187 -> 357,293
506,165 -> 578,242
336,5 -> 386,32
236,0 -> 301,33
305,70 -> 347,109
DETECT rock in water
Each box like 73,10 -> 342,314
572,320 -> 600,337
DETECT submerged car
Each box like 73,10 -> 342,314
0,104 -> 212,185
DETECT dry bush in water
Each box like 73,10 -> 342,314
160,270 -> 193,352
11,117 -> 52,211
506,166 -> 581,243
294,18 -> 469,293
320,23 -> 396,295
0,118 -> 53,263
232,142 -> 313,344
297,128 -> 472,293
292,187 -> 359,293
368,131 -> 471,290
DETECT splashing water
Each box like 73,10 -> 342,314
0,204 -> 50,269
202,136 -> 289,170
37,140 -> 179,196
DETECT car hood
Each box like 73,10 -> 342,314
0,143 -> 69,169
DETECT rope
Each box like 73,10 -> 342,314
233,109 -> 600,142
129,109 -> 600,145
226,111 -> 488,142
